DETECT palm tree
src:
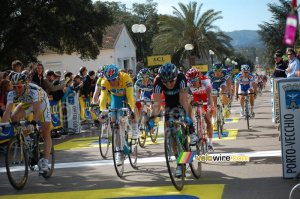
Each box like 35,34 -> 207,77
151,1 -> 233,67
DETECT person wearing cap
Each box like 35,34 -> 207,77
272,50 -> 287,78
54,71 -> 61,81
286,48 -> 300,78
71,74 -> 83,93
43,70 -> 66,94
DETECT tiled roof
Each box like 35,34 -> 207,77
101,24 -> 124,49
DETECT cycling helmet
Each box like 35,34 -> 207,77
11,73 -> 28,85
103,64 -> 119,80
158,62 -> 178,82
138,68 -> 150,78
241,64 -> 250,71
98,64 -> 109,78
186,68 -> 200,80
212,62 -> 223,70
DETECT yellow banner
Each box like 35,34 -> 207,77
147,55 -> 171,66
192,65 -> 208,72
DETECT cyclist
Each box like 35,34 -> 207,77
134,68 -> 155,113
149,62 -> 195,177
255,74 -> 263,94
205,62 -> 231,129
186,68 -> 214,150
1,73 -> 52,173
99,64 -> 138,165
262,74 -> 267,89
92,65 -> 110,104
235,64 -> 257,117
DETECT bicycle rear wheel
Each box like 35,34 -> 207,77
112,127 -> 124,177
245,105 -> 250,129
164,129 -> 185,191
99,122 -> 111,159
190,141 -> 202,179
5,136 -> 28,190
38,133 -> 55,179
138,112 -> 147,148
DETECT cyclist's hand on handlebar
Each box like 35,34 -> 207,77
149,120 -> 155,129
183,114 -> 193,125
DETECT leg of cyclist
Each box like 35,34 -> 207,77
212,95 -> 217,130
220,84 -> 229,118
249,88 -> 255,117
205,107 -> 214,150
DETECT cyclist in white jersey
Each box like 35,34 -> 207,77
1,73 -> 52,173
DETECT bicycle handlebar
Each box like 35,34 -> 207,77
0,120 -> 27,127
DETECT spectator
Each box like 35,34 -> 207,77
11,60 -> 23,73
286,48 -> 300,78
0,72 -> 3,84
43,70 -> 66,94
31,63 -> 44,88
128,68 -> 136,84
3,71 -> 10,81
79,66 -> 88,79
29,63 -> 37,75
22,70 -> 30,76
149,69 -> 154,78
272,51 -> 287,78
82,70 -> 95,97
71,75 -> 84,93
54,71 -> 62,81
135,58 -> 144,74
0,80 -> 12,117
179,66 -> 185,74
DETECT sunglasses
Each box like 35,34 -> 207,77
189,77 -> 198,83
142,75 -> 149,79
13,84 -> 25,89
162,78 -> 177,84
213,69 -> 222,72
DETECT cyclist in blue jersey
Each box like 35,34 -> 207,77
206,63 -> 232,129
235,64 -> 257,117
135,68 -> 155,102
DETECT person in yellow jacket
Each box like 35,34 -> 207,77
100,64 -> 138,165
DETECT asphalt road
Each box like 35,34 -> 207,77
0,81 -> 299,199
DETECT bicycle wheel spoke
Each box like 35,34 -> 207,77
112,128 -> 124,178
129,139 -> 138,168
5,137 -> 28,190
99,123 -> 110,158
138,113 -> 147,148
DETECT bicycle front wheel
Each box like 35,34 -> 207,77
112,127 -> 124,178
150,120 -> 159,143
190,141 -> 202,179
128,138 -> 138,169
164,130 -> 185,191
5,136 -> 28,190
99,122 -> 111,159
138,112 -> 147,148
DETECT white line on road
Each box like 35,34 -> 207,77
0,150 -> 281,172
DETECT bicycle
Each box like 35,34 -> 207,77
213,90 -> 226,139
238,92 -> 255,129
101,106 -> 138,178
192,101 -> 214,154
1,120 -> 55,190
152,110 -> 201,191
137,98 -> 159,148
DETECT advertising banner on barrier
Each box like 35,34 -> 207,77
271,78 -> 282,123
277,78 -> 300,178
79,96 -> 93,121
66,93 -> 81,134
49,98 -> 63,130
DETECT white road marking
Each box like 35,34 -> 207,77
0,150 -> 281,172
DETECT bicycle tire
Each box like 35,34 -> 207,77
99,123 -> 110,159
138,112 -> 147,148
150,120 -> 159,143
41,146 -> 55,179
164,129 -> 185,191
128,138 -> 138,169
190,140 -> 202,179
112,126 -> 124,178
217,106 -> 222,139
5,136 -> 28,190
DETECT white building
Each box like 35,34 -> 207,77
37,24 -> 137,75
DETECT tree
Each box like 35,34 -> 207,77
0,0 -> 113,70
258,0 -> 299,69
151,1 -> 233,67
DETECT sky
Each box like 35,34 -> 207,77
102,0 -> 280,32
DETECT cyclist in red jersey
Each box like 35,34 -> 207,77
186,68 -> 214,150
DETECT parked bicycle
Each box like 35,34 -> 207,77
137,98 -> 159,148
1,120 -> 55,190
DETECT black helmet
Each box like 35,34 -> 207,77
158,63 -> 178,82
11,73 -> 28,85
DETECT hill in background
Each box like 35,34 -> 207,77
225,30 -> 265,49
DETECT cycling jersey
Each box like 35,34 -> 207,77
100,72 -> 134,111
95,77 -> 103,89
153,73 -> 187,109
7,83 -> 51,122
188,76 -> 212,112
206,69 -> 230,91
235,72 -> 255,93
134,77 -> 154,99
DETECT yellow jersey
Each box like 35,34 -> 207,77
100,72 -> 134,110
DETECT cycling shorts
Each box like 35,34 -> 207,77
212,80 -> 227,91
110,94 -> 127,117
238,84 -> 253,94
19,99 -> 51,122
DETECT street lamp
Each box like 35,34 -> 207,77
132,24 -> 147,60
209,50 -> 215,70
231,60 -> 235,74
185,44 -> 194,68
